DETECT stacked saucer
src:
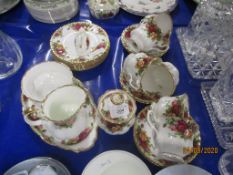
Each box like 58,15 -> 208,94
50,21 -> 110,71
21,61 -> 98,153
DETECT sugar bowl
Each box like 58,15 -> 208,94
97,89 -> 137,135
88,0 -> 120,19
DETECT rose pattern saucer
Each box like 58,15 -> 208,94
50,22 -> 110,71
133,107 -> 201,167
21,78 -> 98,153
120,0 -> 177,16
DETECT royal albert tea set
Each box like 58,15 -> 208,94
18,5 -> 202,172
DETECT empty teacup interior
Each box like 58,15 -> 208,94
140,62 -> 175,96
22,61 -> 73,102
43,85 -> 86,122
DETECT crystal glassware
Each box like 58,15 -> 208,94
24,0 -> 79,24
219,149 -> 233,175
176,0 -> 233,79
201,81 -> 233,149
0,30 -> 22,80
209,61 -> 233,123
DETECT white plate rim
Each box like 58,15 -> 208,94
155,164 -> 212,175
82,150 -> 152,175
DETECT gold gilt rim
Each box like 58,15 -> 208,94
97,89 -> 137,125
133,106 -> 201,167
50,22 -> 110,71
21,78 -> 99,153
121,24 -> 169,57
41,84 -> 88,124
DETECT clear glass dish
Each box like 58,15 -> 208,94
219,149 -> 233,175
0,30 -> 23,80
176,0 -> 233,80
201,81 -> 233,149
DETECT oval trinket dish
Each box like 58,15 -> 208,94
50,21 -> 110,71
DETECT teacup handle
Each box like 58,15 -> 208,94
24,112 -> 44,126
158,152 -> 185,164
146,110 -> 159,133
127,73 -> 140,90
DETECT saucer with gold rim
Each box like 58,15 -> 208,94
50,21 -> 110,71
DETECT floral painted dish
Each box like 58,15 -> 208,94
21,78 -> 98,153
50,22 -> 110,71
133,106 -> 201,167
97,89 -> 137,135
119,0 -> 177,16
